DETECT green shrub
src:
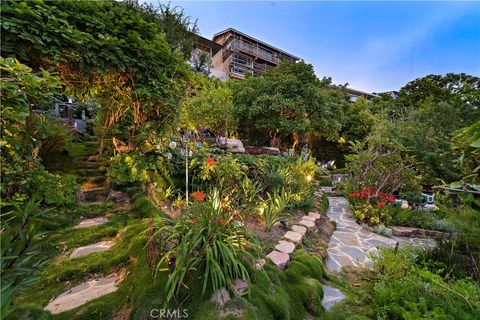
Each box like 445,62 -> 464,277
156,191 -> 257,305
1,199 -> 53,319
372,248 -> 480,319
107,153 -> 150,185
420,207 -> 480,283
388,207 -> 456,232
34,116 -> 73,158
317,176 -> 333,186
27,169 -> 78,205
257,188 -> 292,231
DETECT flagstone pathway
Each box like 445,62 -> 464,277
325,196 -> 436,272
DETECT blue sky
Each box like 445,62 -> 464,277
146,1 -> 480,93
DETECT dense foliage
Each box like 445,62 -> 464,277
231,61 -> 348,148
372,248 -> 480,319
156,192 -> 255,304
1,0 -> 190,146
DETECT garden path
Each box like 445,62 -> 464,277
325,196 -> 436,272
44,143 -> 121,315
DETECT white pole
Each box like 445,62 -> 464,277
185,143 -> 189,206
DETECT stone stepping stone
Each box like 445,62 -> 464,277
321,285 -> 345,310
337,245 -> 365,262
275,240 -> 296,254
284,231 -> 303,243
291,225 -> 307,236
44,275 -> 119,314
308,212 -> 321,219
334,232 -> 360,246
302,215 -> 316,222
299,219 -> 315,228
69,241 -> 114,259
74,217 -> 108,229
266,250 -> 290,269
255,258 -> 266,270
211,287 -> 230,305
233,279 -> 248,295
325,256 -> 342,272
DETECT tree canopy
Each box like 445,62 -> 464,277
231,61 -> 347,148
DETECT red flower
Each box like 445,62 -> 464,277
190,191 -> 206,201
206,157 -> 216,168
218,218 -> 225,225
376,200 -> 386,207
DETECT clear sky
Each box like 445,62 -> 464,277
145,1 -> 480,93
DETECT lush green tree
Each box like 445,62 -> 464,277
342,97 -> 377,143
452,120 -> 480,184
179,74 -> 236,135
231,61 -> 346,148
1,0 -> 190,146
0,57 -> 61,199
141,2 -> 199,59
398,73 -> 480,107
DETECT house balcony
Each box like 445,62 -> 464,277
226,39 -> 280,65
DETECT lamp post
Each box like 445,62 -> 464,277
183,130 -> 193,206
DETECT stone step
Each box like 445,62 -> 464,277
74,217 -> 109,229
82,186 -> 110,195
44,275 -> 119,314
321,285 -> 345,310
302,215 -> 316,222
75,155 -> 100,162
77,175 -> 107,184
81,182 -> 108,192
74,161 -> 102,169
275,240 -> 296,254
308,212 -> 321,219
284,230 -> 303,243
70,241 -> 114,259
74,168 -> 107,177
299,219 -> 315,228
291,225 -> 307,236
266,250 -> 290,269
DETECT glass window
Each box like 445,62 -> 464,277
230,66 -> 245,75
258,47 -> 273,61
232,54 -> 251,66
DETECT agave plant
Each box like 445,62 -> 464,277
155,190 -> 256,305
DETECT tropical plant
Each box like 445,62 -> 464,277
156,191 -> 256,304
1,199 -> 52,319
258,188 -> 292,231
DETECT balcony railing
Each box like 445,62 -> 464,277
227,39 -> 280,64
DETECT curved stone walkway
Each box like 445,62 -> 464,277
325,196 -> 435,272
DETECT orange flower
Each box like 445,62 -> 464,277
206,157 -> 216,168
218,218 -> 225,225
190,191 -> 206,201
177,200 -> 186,208
191,219 -> 197,225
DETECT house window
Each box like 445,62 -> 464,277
232,54 -> 251,66
258,47 -> 273,61
230,66 -> 245,75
